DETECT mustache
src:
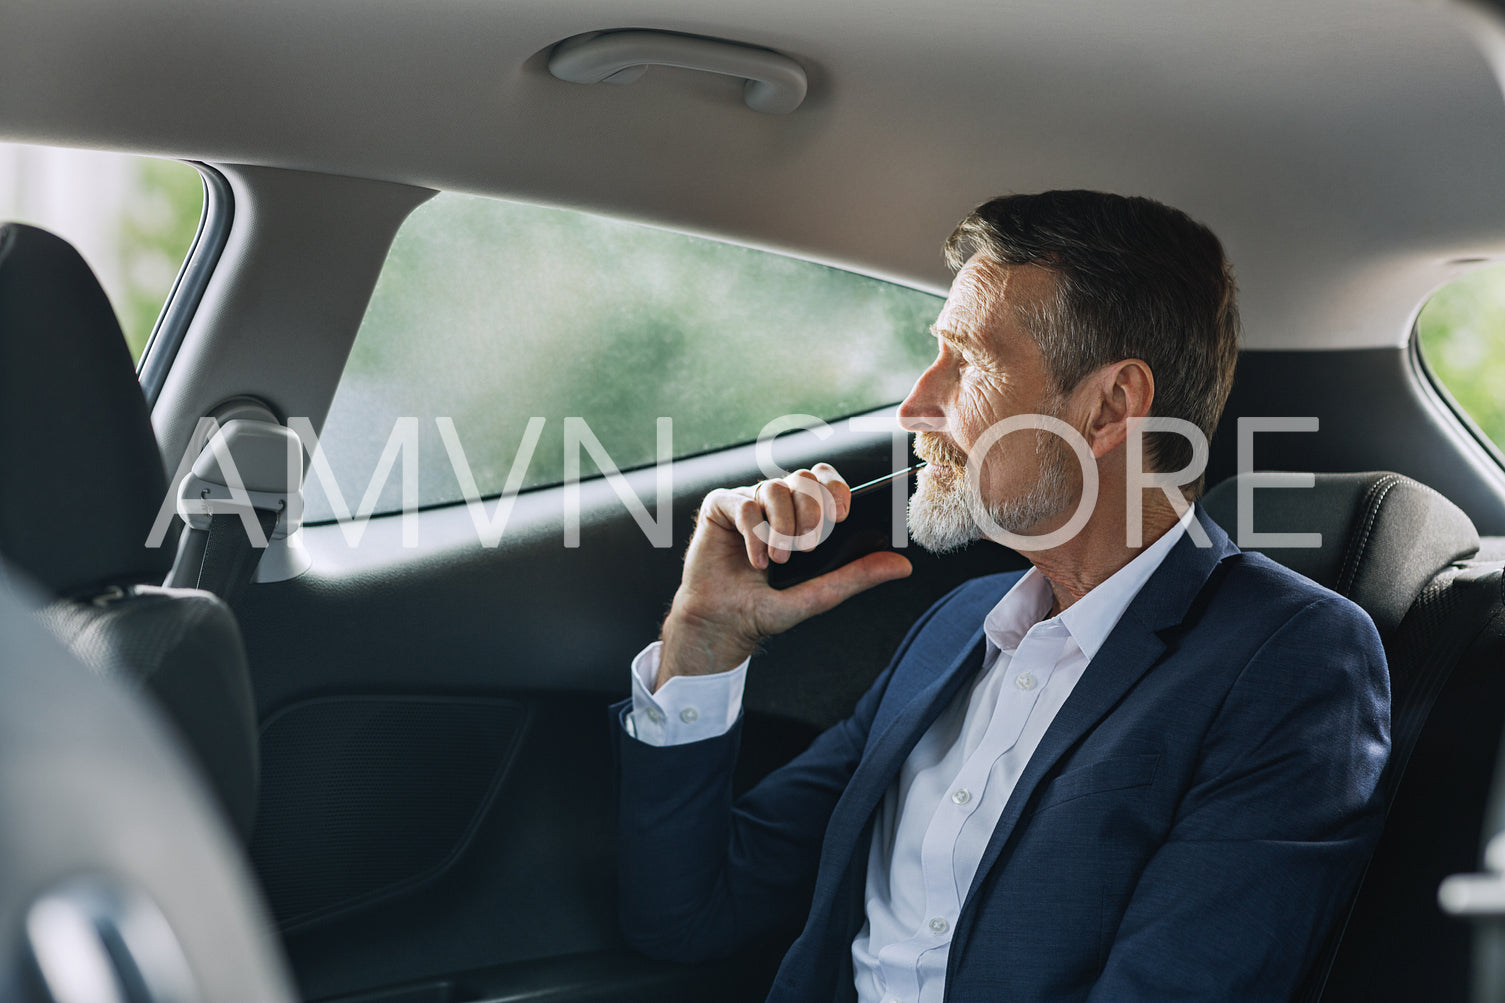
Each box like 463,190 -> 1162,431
914,432 -> 968,469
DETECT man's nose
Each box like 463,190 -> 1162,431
898,364 -> 947,432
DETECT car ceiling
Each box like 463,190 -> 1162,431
3,0 -> 1505,354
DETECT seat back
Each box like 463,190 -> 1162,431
1202,471 -> 1480,636
1329,560 -> 1505,1002
0,222 -> 259,838
0,569 -> 295,1003
1204,471 -> 1504,1002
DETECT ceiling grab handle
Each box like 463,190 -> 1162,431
547,30 -> 808,115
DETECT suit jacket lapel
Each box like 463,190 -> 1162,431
805,579 -> 1010,929
815,639 -> 983,879
957,508 -> 1239,926
845,631 -> 988,817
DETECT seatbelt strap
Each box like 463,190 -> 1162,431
193,509 -> 280,604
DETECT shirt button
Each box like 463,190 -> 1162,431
1016,672 -> 1036,690
646,707 -> 665,723
929,916 -> 949,935
679,707 -> 699,724
951,788 -> 971,805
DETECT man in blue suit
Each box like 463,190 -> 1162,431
615,191 -> 1390,1001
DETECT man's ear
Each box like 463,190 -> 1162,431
1078,359 -> 1155,459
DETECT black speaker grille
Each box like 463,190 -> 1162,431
249,695 -> 527,931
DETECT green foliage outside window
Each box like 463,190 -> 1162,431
1416,265 -> 1505,453
308,194 -> 943,518
119,159 -> 204,360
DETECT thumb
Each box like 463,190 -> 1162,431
783,550 -> 913,619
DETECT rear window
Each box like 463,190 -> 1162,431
1416,264 -> 1505,455
306,193 -> 942,520
0,143 -> 204,361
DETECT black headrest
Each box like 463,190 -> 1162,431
0,223 -> 172,597
1203,471 -> 1480,636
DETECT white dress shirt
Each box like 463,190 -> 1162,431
628,508 -> 1192,1003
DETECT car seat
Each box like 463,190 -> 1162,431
1203,470 -> 1504,1002
0,564 -> 294,1002
0,222 -> 260,840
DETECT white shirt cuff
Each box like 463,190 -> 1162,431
627,640 -> 748,747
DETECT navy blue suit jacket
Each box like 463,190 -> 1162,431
616,510 -> 1390,1001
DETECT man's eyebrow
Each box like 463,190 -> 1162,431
929,324 -> 978,352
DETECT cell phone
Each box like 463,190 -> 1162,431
766,464 -> 925,590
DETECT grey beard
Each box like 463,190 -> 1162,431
906,469 -> 981,553
906,437 -> 1076,553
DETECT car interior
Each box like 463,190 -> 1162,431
7,1 -> 1505,1001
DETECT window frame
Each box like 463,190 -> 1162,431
1409,327 -> 1505,474
139,162 -> 234,405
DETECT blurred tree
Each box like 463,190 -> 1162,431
1416,264 -> 1505,453
310,193 -> 944,518
119,159 -> 203,360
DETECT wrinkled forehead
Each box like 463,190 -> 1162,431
935,256 -> 1055,351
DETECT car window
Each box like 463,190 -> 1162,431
1415,264 -> 1505,455
0,142 -> 204,362
305,193 -> 943,520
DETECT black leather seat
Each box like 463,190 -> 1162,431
1203,470 -> 1505,1001
0,222 -> 260,839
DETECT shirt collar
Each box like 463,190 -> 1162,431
982,504 -> 1196,661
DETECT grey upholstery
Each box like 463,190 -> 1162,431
0,571 -> 295,1003
1202,471 -> 1480,636
37,586 -> 260,836
0,222 -> 259,839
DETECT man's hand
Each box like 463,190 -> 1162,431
657,462 -> 913,690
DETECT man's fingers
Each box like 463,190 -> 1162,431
787,470 -> 835,549
810,463 -> 851,521
698,487 -> 769,570
682,465 -> 896,645
761,471 -> 838,560
697,466 -> 850,574
731,495 -> 770,569
781,550 -> 913,619
759,480 -> 798,563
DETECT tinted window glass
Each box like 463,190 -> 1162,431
0,143 -> 204,361
306,193 -> 942,519
1416,264 -> 1505,453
